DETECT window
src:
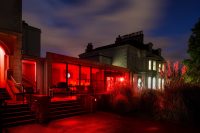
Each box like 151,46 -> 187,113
162,79 -> 165,89
158,78 -> 161,89
148,60 -> 152,70
153,61 -> 156,70
158,64 -> 161,72
152,77 -> 156,89
162,64 -> 165,71
148,77 -> 151,89
137,78 -> 142,89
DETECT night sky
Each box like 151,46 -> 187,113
22,0 -> 200,61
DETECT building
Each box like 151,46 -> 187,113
0,0 -> 165,105
0,0 -> 131,103
79,31 -> 166,92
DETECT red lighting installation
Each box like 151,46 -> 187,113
0,46 -> 5,87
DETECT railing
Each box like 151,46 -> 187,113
22,74 -> 37,93
7,76 -> 26,104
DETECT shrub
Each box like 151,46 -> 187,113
110,86 -> 134,115
159,80 -> 200,123
139,89 -> 161,116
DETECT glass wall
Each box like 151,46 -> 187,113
51,62 -> 130,95
68,64 -> 79,87
92,68 -> 105,93
52,63 -> 66,87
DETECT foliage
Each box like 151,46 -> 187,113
158,81 -> 200,124
110,86 -> 134,114
158,81 -> 189,122
139,89 -> 161,116
183,18 -> 200,84
160,61 -> 186,84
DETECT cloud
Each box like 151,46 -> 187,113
23,0 -> 167,57
145,34 -> 190,61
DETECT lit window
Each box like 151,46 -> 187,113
153,61 -> 156,70
162,79 -> 165,89
158,64 -> 161,72
158,78 -> 161,89
148,60 -> 152,70
148,77 -> 151,89
162,64 -> 165,71
152,77 -> 156,89
138,78 -> 142,89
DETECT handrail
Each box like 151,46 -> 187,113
9,76 -> 25,103
22,74 -> 36,93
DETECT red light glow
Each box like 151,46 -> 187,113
119,77 -> 125,82
22,60 -> 36,82
0,46 -> 5,87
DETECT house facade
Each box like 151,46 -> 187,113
79,31 -> 166,92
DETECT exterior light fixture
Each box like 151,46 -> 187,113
119,77 -> 124,82
67,73 -> 71,78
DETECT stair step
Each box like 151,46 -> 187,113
3,104 -> 30,111
50,107 -> 84,114
49,104 -> 81,110
50,111 -> 87,120
50,101 -> 79,106
3,110 -> 32,116
0,88 -> 11,100
3,118 -> 36,127
48,100 -> 87,120
1,103 -> 36,127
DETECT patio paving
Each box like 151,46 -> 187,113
6,112 -> 200,133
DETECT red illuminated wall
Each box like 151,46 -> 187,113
0,46 -> 5,87
22,60 -> 36,87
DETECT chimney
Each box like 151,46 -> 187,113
156,48 -> 162,56
85,43 -> 93,53
147,42 -> 153,51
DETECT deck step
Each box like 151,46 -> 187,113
0,88 -> 11,100
49,100 -> 87,120
1,104 -> 36,127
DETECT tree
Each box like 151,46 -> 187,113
184,18 -> 200,84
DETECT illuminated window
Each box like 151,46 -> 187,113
68,64 -> 79,86
137,78 -> 142,89
158,64 -> 161,72
148,77 -> 151,89
148,60 -> 152,70
152,77 -> 156,89
162,64 -> 165,71
52,63 -> 66,86
153,61 -> 156,70
81,66 -> 90,86
158,78 -> 161,89
162,79 -> 165,89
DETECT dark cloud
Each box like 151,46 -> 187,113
23,0 -> 172,59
